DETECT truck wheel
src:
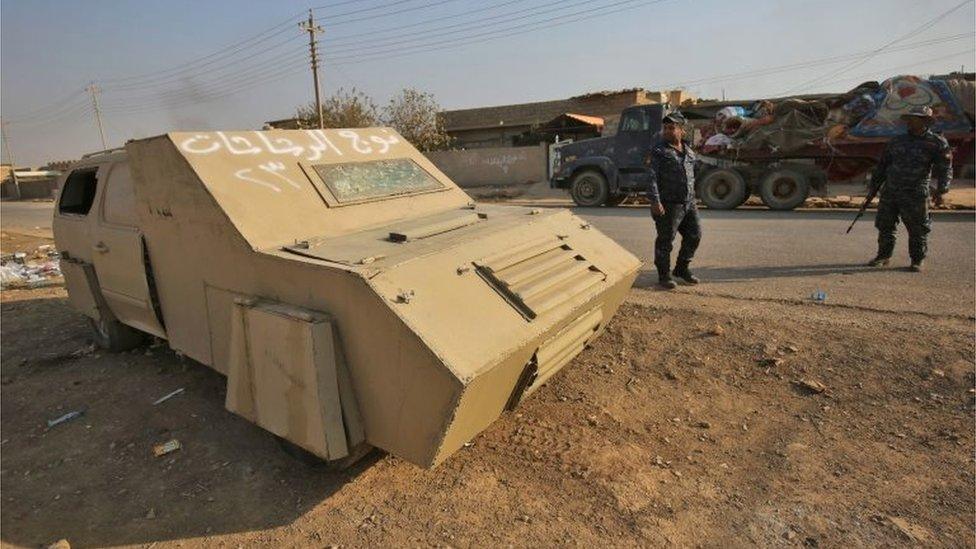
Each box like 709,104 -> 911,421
759,169 -> 810,210
88,315 -> 145,352
570,170 -> 609,207
698,168 -> 747,209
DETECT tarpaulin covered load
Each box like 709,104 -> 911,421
848,75 -> 972,137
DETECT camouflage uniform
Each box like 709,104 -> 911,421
647,139 -> 701,279
869,129 -> 952,263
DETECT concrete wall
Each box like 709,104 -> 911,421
426,144 -> 547,188
1,177 -> 59,200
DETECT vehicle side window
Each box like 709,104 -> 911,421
58,167 -> 99,215
619,111 -> 648,132
102,162 -> 139,227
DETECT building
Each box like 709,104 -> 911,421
440,88 -> 696,149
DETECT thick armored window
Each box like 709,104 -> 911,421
311,158 -> 444,203
58,168 -> 98,215
619,111 -> 649,132
102,162 -> 139,227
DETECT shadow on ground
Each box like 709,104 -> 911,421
0,294 -> 380,547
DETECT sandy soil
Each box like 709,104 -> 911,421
1,285 -> 972,548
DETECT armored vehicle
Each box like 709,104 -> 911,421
53,128 -> 641,468
550,104 -> 670,207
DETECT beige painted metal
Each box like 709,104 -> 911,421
54,128 -> 641,468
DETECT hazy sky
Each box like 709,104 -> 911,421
2,0 -> 974,165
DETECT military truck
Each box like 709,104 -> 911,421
550,104 -> 671,207
53,128 -> 641,468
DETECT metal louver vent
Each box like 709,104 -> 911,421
474,237 -> 606,320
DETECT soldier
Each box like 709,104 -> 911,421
867,105 -> 952,272
648,112 -> 701,290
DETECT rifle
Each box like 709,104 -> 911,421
846,183 -> 884,234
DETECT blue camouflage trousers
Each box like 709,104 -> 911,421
653,201 -> 702,276
874,194 -> 931,262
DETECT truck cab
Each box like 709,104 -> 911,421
53,149 -> 166,350
550,104 -> 670,206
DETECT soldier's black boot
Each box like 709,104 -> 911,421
672,262 -> 700,285
657,266 -> 677,290
867,256 -> 890,267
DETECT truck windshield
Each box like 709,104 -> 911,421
312,158 -> 444,203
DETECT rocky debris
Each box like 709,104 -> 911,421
794,379 -> 828,394
708,324 -> 725,336
47,540 -> 70,549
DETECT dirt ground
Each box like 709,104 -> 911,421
1,282 -> 973,547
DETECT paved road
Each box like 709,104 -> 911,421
578,206 -> 975,317
1,201 -> 54,232
3,200 -> 973,317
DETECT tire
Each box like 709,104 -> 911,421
88,315 -> 145,352
698,168 -> 748,210
569,170 -> 609,207
605,193 -> 628,206
759,169 -> 810,210
275,435 -> 375,471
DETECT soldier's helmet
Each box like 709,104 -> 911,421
901,105 -> 934,120
662,111 -> 687,125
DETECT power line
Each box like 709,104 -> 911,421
782,0 -> 974,94
325,0 -> 618,54
649,32 -> 974,90
97,11 -> 308,84
326,0 -> 670,64
98,61 -> 310,116
814,48 -> 976,90
99,46 -> 309,106
323,0 -> 531,42
105,34 -> 305,92
312,0 -> 463,25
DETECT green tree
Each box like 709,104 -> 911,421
384,88 -> 453,152
296,87 -> 381,129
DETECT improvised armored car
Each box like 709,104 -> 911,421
53,128 -> 641,468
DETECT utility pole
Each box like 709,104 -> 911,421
0,120 -> 21,199
87,82 -> 108,150
299,9 -> 325,129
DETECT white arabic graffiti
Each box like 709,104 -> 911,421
180,129 -> 400,194
233,168 -> 281,193
178,129 -> 394,160
258,161 -> 301,189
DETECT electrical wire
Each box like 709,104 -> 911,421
326,0 -> 669,64
782,0 -> 974,94
324,0 -> 625,54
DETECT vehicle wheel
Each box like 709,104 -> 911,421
275,435 -> 375,471
88,315 -> 145,352
605,193 -> 628,206
698,168 -> 748,210
569,170 -> 609,207
759,169 -> 810,210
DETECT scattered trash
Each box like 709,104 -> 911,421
0,245 -> 62,289
70,343 -> 97,358
145,508 -> 156,519
811,290 -> 827,303
794,379 -> 828,394
152,388 -> 185,405
153,439 -> 182,457
47,409 -> 85,428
